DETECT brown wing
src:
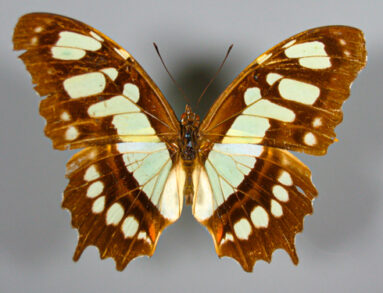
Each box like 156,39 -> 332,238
199,26 -> 366,155
64,142 -> 182,270
13,13 -> 183,269
13,12 -> 179,150
192,143 -> 317,271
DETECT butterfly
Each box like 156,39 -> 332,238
13,12 -> 366,272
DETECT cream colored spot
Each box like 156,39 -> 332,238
34,26 -> 43,33
339,39 -> 346,46
123,83 -> 140,102
272,185 -> 289,202
65,126 -> 79,141
112,113 -> 156,137
271,199 -> 283,217
137,231 -> 151,244
56,31 -> 101,51
31,37 -> 38,45
266,73 -> 283,85
256,52 -> 272,64
84,165 -> 100,182
282,39 -> 296,48
100,67 -> 118,81
244,99 -> 296,122
304,132 -> 317,146
312,117 -> 322,128
220,233 -> 234,244
92,196 -> 105,214
233,218 -> 252,240
88,95 -> 140,118
299,57 -> 331,69
250,206 -> 269,228
89,31 -> 104,42
86,181 -> 104,198
279,78 -> 320,105
223,116 -> 270,144
285,41 -> 327,58
344,50 -> 351,57
60,111 -> 71,121
121,216 -> 139,238
278,170 -> 293,186
244,87 -> 261,105
64,72 -> 106,99
51,47 -> 86,60
106,203 -> 124,225
114,47 -> 131,59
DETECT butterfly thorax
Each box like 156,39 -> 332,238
179,105 -> 200,204
179,104 -> 200,162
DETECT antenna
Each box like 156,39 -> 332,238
196,44 -> 233,106
153,43 -> 191,105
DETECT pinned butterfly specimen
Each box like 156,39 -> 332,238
13,12 -> 366,272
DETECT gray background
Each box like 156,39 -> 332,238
1,0 -> 382,292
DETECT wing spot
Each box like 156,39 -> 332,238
60,111 -> 71,121
272,185 -> 289,202
312,117 -> 322,128
304,132 -> 317,146
244,87 -> 261,105
137,231 -> 152,244
271,199 -> 283,217
285,41 -> 327,58
106,203 -> 124,226
123,83 -> 140,102
89,31 -> 104,42
278,170 -> 293,186
63,72 -> 106,99
100,67 -> 118,81
282,39 -> 296,48
114,47 -> 131,59
299,57 -> 331,69
279,78 -> 320,105
339,39 -> 346,46
233,218 -> 252,240
344,50 -> 351,57
266,73 -> 283,85
30,36 -> 38,45
51,47 -> 86,60
250,206 -> 269,228
220,233 -> 234,244
65,126 -> 79,141
256,52 -> 272,64
121,216 -> 139,238
56,31 -> 101,51
92,196 -> 105,214
84,165 -> 101,182
34,26 -> 43,33
86,181 -> 104,198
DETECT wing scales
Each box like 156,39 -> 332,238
199,26 -> 367,155
64,142 -> 182,270
193,144 -> 317,271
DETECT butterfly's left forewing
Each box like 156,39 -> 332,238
13,13 -> 182,269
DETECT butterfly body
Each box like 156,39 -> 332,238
13,13 -> 366,272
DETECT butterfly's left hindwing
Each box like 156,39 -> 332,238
64,142 -> 182,270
